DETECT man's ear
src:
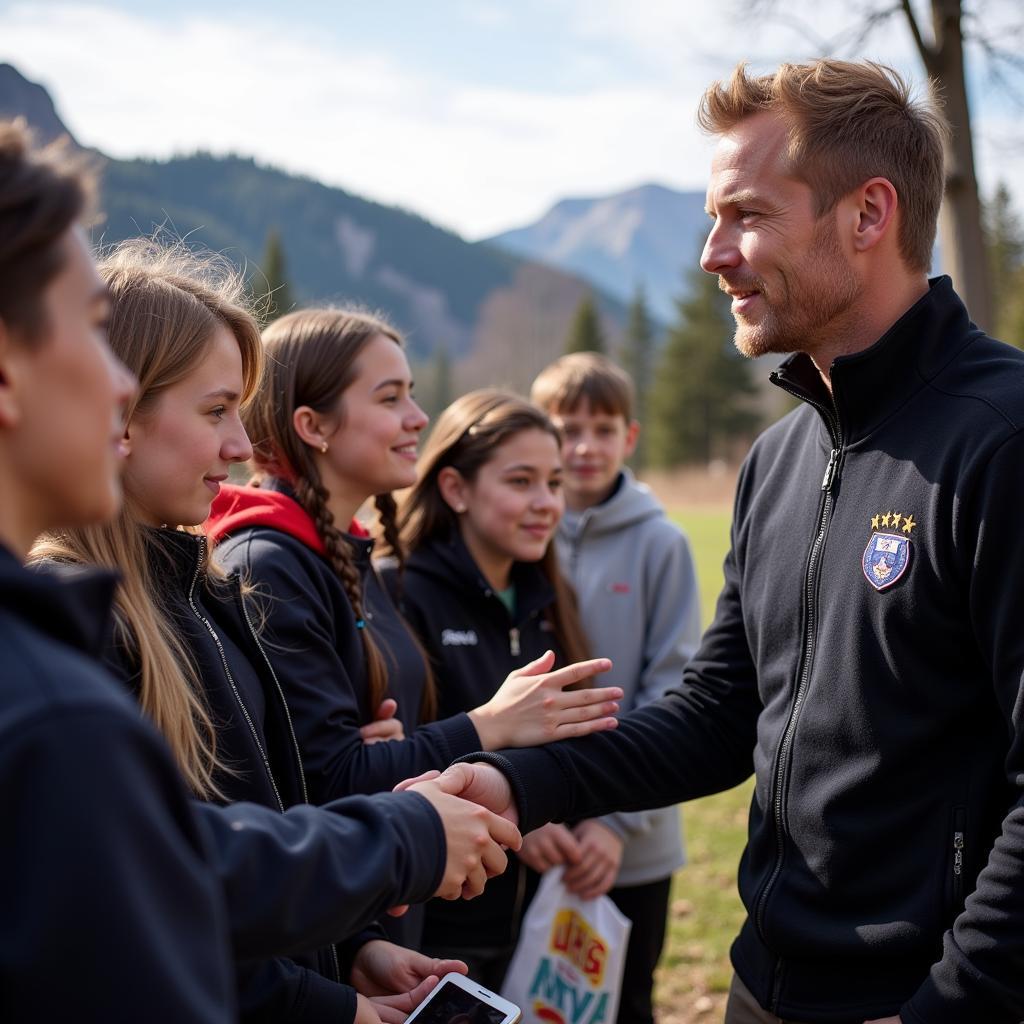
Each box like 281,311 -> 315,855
850,177 -> 899,255
623,420 -> 640,459
292,405 -> 331,452
437,466 -> 470,514
0,319 -> 24,429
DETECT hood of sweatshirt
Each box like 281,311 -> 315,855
205,482 -> 369,555
561,468 -> 664,540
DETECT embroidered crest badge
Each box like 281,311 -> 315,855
862,531 -> 911,590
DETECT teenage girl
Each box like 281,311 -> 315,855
396,389 -> 593,987
31,244 -> 483,1024
206,310 -> 620,937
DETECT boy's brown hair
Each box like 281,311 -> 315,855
530,351 -> 635,422
698,60 -> 948,273
0,119 -> 94,342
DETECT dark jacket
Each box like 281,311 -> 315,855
399,532 -> 565,949
207,482 -> 482,798
0,544 -> 235,1021
104,528 -> 352,1024
470,279 -> 1024,1024
9,544 -> 450,1021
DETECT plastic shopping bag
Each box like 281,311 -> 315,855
501,866 -> 631,1024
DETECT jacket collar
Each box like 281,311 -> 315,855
205,481 -> 371,558
771,276 -> 978,445
3,544 -> 119,658
143,527 -> 208,593
407,530 -> 555,622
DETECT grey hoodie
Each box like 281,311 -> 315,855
557,469 -> 700,885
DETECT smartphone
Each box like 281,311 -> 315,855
404,971 -> 521,1024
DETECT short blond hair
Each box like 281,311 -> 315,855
698,60 -> 948,272
530,352 -> 634,421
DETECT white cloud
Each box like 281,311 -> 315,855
0,0 -> 1020,239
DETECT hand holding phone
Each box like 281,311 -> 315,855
404,972 -> 520,1024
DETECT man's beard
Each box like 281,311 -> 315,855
725,217 -> 860,360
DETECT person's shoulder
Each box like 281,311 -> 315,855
934,331 -> 1024,432
218,525 -> 330,580
0,611 -> 147,745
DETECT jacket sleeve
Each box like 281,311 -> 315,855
236,958 -> 358,1024
0,704 -> 234,1023
461,462 -> 761,836
191,789 -> 446,960
903,431 -> 1024,1024
598,520 -> 702,841
221,533 -> 480,799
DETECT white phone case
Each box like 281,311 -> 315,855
404,971 -> 521,1024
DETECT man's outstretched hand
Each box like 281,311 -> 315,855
397,763 -> 518,826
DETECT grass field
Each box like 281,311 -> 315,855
648,507 -> 753,1023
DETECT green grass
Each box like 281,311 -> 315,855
654,507 -> 752,1022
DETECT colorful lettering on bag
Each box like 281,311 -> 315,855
550,908 -> 607,985
528,958 -> 611,1024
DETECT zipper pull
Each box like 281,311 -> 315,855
953,831 -> 964,876
509,627 -> 521,657
821,448 -> 840,492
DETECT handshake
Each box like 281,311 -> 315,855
394,762 -> 519,907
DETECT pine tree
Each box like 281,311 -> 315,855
430,345 -> 453,420
985,183 -> 1024,347
649,267 -> 761,466
564,295 -> 606,354
251,229 -> 296,324
620,285 -> 654,468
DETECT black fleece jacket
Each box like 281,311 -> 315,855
98,529 -> 412,1024
209,482 -> 482,803
467,279 -> 1024,1024
0,544 -> 235,1022
397,532 -> 565,949
6,545 -> 449,1021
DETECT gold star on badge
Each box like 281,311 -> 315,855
881,512 -> 891,528
891,512 -> 903,530
902,514 -> 916,535
871,514 -> 880,530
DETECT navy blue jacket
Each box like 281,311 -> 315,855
22,541 -> 450,1021
470,279 -> 1024,1023
102,527 -> 357,1024
209,483 -> 482,802
0,544 -> 234,1021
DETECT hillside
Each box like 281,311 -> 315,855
486,182 -> 710,321
0,63 -> 626,392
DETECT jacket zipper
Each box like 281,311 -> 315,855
236,589 -> 309,805
186,538 -> 286,814
755,380 -> 843,1012
509,627 -> 521,656
233,581 -> 343,984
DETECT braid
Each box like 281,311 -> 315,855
293,467 -> 390,716
374,493 -> 403,567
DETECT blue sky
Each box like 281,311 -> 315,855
2,0 -> 1021,238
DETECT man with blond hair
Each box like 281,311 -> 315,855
438,60 -> 1024,1023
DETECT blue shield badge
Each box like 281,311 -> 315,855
862,532 -> 911,591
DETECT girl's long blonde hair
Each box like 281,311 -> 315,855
400,389 -> 591,668
32,240 -> 263,798
244,307 -> 437,721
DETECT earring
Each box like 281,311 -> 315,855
455,504 -> 466,514
320,440 -> 328,454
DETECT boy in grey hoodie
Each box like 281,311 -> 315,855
529,353 -> 701,1024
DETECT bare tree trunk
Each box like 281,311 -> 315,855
909,0 -> 993,329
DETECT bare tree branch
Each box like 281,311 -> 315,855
900,0 -> 939,72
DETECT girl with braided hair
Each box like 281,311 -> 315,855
207,309 -> 622,945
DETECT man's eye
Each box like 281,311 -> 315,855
210,406 -> 226,420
